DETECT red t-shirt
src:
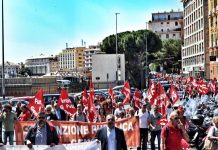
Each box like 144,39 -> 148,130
161,123 -> 183,150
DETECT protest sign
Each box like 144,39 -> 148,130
15,117 -> 139,147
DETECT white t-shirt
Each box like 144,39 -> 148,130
207,126 -> 218,137
135,109 -> 150,128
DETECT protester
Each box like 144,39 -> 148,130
96,107 -> 106,122
95,114 -> 127,150
176,106 -> 191,129
71,104 -> 88,122
54,103 -> 67,120
150,106 -> 162,150
0,104 -> 17,145
114,102 -> 125,120
45,105 -> 57,121
18,104 -> 32,121
127,108 -> 135,118
135,102 -> 150,150
204,116 -> 218,150
101,101 -> 112,116
161,111 -> 189,150
15,102 -> 22,118
0,102 -> 3,113
25,111 -> 59,148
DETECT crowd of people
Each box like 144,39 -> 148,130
0,75 -> 218,150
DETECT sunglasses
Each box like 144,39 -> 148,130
107,118 -> 115,121
174,117 -> 179,120
38,117 -> 45,119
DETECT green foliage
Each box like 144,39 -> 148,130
161,39 -> 182,73
19,64 -> 32,76
101,30 -> 162,88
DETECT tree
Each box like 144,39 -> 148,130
19,63 -> 32,76
160,39 -> 182,73
101,30 -> 162,89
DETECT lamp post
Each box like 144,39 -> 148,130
1,0 -> 5,99
115,12 -> 120,85
145,22 -> 148,90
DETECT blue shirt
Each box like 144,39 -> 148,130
35,125 -> 47,145
55,109 -> 61,120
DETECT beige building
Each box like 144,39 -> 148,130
59,47 -> 86,73
148,11 -> 183,40
50,55 -> 59,75
207,0 -> 218,79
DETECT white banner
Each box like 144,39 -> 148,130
0,141 -> 101,150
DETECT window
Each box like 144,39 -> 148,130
173,34 -> 176,36
166,34 -> 169,38
167,22 -> 169,24
161,29 -> 163,32
175,21 -> 178,26
161,22 -> 163,24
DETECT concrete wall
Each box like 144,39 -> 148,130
92,54 -> 125,88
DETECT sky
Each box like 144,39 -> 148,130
0,0 -> 183,63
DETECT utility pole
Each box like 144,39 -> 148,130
1,0 -> 5,99
115,13 -> 120,85
145,22 -> 148,90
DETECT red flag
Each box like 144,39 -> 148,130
186,83 -> 193,95
108,87 -> 116,108
157,116 -> 168,126
133,88 -> 142,109
147,81 -> 156,106
157,83 -> 170,116
197,80 -> 210,95
88,80 -> 97,122
187,76 -> 193,83
170,84 -> 180,105
28,89 -> 44,116
209,80 -> 216,94
122,81 -> 131,105
58,89 -> 76,117
81,88 -> 88,107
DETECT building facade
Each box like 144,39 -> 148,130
148,11 -> 183,40
207,0 -> 218,79
92,54 -> 125,88
84,45 -> 101,71
59,47 -> 86,73
181,0 -> 207,77
0,61 -> 19,78
25,56 -> 55,76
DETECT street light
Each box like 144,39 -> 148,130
1,0 -> 5,99
115,12 -> 120,85
145,22 -> 148,90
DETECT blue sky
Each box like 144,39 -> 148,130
0,0 -> 183,63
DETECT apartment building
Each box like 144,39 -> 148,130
148,11 -> 183,40
84,45 -> 101,71
59,47 -> 86,72
25,56 -> 55,76
0,61 -> 19,78
181,0 -> 208,77
207,0 -> 218,79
